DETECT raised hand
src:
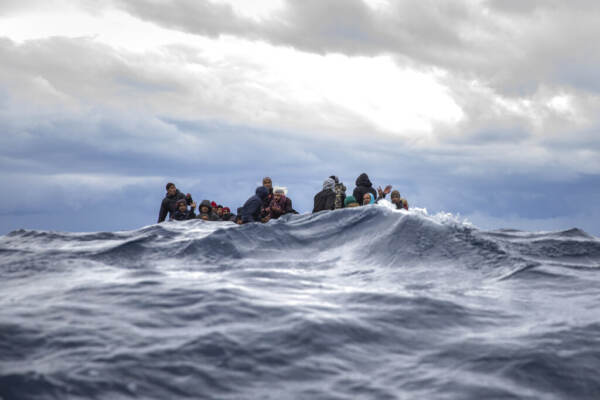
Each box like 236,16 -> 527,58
383,185 -> 392,195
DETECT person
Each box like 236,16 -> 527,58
221,207 -> 236,222
330,175 -> 346,209
216,205 -> 224,219
241,186 -> 270,223
197,200 -> 219,221
260,177 -> 274,220
313,178 -> 336,212
362,193 -> 375,205
344,195 -> 360,208
352,173 -> 377,207
268,188 -> 294,219
235,207 -> 244,225
158,182 -> 190,223
390,190 -> 409,210
172,199 -> 196,221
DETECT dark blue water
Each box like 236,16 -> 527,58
1,203 -> 600,399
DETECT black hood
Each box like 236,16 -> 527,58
255,186 -> 269,200
355,173 -> 372,187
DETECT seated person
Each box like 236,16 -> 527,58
313,178 -> 336,212
344,195 -> 360,208
172,199 -> 196,221
268,188 -> 294,220
362,193 -> 375,206
197,200 -> 219,221
221,207 -> 236,222
242,186 -> 270,223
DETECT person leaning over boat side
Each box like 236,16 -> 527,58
352,173 -> 377,207
197,200 -> 219,221
172,199 -> 196,221
313,178 -> 336,213
268,188 -> 294,220
242,186 -> 270,223
158,182 -> 192,223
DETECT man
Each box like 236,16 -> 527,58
158,182 -> 188,223
268,188 -> 294,219
313,178 -> 336,212
197,200 -> 219,221
390,190 -> 409,210
260,176 -> 274,220
330,175 -> 347,209
172,199 -> 196,221
242,186 -> 270,223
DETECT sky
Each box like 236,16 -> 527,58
1,0 -> 599,236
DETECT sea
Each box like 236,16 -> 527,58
1,201 -> 599,400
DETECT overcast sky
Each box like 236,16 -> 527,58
1,0 -> 599,236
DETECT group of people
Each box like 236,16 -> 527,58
157,173 -> 409,225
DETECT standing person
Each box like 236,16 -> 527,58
242,186 -> 270,223
158,182 -> 188,223
352,173 -> 377,206
313,178 -> 336,213
268,188 -> 294,219
172,199 -> 196,221
330,175 -> 347,209
260,176 -> 274,219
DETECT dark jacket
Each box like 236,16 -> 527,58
172,209 -> 196,221
242,186 -> 270,223
221,212 -> 236,222
352,173 -> 377,205
196,200 -> 219,221
313,190 -> 336,212
158,189 -> 186,223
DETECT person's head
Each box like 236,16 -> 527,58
262,177 -> 273,190
166,182 -> 176,196
344,195 -> 359,208
323,178 -> 335,191
329,175 -> 339,184
200,200 -> 211,213
390,190 -> 401,204
176,199 -> 187,213
223,207 -> 231,215
217,205 -> 223,216
256,186 -> 269,200
363,193 -> 372,205
273,188 -> 285,202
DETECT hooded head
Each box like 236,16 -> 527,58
323,178 -> 335,191
199,200 -> 212,213
329,175 -> 339,184
255,186 -> 269,200
355,173 -> 372,188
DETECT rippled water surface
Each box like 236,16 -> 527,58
1,203 -> 600,399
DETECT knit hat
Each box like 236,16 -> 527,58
223,207 -> 231,213
344,195 -> 357,206
323,178 -> 335,191
211,201 -> 217,208
176,199 -> 187,207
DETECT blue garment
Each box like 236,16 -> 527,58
242,186 -> 270,223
